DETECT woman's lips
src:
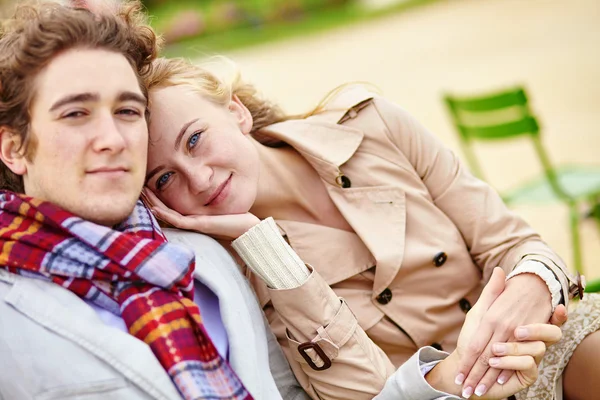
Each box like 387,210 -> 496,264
205,174 -> 232,207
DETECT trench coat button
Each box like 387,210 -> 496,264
335,174 -> 352,188
433,252 -> 447,267
431,342 -> 443,351
459,298 -> 472,313
376,288 -> 393,305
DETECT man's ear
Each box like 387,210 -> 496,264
229,94 -> 254,135
0,127 -> 27,176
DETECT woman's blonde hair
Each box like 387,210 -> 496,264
143,57 -> 377,146
144,57 -> 285,143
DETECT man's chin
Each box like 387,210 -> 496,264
78,197 -> 139,227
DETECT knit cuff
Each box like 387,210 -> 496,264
507,260 -> 562,312
232,217 -> 310,289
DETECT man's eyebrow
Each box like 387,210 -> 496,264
174,118 -> 200,151
48,91 -> 147,113
145,165 -> 164,186
118,91 -> 148,106
49,92 -> 99,112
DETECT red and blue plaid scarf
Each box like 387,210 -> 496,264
0,191 -> 252,400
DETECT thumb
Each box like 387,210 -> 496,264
473,267 -> 506,313
549,304 -> 568,327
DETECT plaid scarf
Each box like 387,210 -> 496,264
0,191 -> 252,400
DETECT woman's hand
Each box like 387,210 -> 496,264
142,188 -> 261,240
426,268 -> 565,398
455,272 -> 554,397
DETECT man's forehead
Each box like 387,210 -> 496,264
35,48 -> 143,105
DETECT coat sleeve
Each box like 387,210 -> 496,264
265,271 -> 463,400
371,95 -> 572,300
374,348 -> 461,400
260,267 -> 397,400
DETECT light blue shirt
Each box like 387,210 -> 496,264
85,279 -> 229,359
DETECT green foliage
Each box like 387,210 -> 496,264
144,0 -> 442,56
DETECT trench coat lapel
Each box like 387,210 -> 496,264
262,116 -> 407,298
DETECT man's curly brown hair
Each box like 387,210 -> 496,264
0,0 -> 161,193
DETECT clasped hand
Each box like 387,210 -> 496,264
428,268 -> 566,399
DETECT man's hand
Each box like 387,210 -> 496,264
455,272 -> 553,397
142,188 -> 261,240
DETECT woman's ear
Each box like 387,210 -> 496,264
0,128 -> 27,176
229,94 -> 254,135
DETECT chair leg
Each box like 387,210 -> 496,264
569,202 -> 584,275
591,201 -> 600,237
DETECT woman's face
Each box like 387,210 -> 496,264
146,85 -> 260,216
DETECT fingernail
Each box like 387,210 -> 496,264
462,386 -> 473,399
516,327 -> 528,339
475,384 -> 487,397
497,375 -> 507,385
492,343 -> 507,355
489,357 -> 500,367
455,373 -> 465,385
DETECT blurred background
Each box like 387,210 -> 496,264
153,0 -> 600,283
3,0 -> 599,282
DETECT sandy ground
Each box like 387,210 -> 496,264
202,0 -> 600,279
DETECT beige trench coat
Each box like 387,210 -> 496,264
243,87 -> 576,400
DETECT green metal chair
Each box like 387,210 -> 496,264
443,86 -> 600,293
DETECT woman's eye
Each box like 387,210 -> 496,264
187,131 -> 202,150
156,172 -> 173,190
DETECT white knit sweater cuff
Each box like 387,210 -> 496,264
232,217 -> 310,289
507,260 -> 562,312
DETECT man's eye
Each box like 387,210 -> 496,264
156,172 -> 173,190
118,108 -> 141,116
187,131 -> 202,150
63,111 -> 86,119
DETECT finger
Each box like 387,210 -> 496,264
455,328 -> 495,393
492,341 -> 546,365
455,268 -> 507,388
151,206 -> 187,229
462,336 -> 510,397
470,366 -> 503,397
549,304 -> 568,327
462,319 -> 513,396
140,189 -> 152,208
486,355 -> 536,372
513,324 -> 562,347
143,187 -> 168,209
496,369 -> 513,386
472,267 -> 507,312
483,358 -> 539,399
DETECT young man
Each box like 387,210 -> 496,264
0,2 -> 306,399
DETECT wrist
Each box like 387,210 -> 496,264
425,351 -> 462,396
507,260 -> 561,311
507,272 -> 552,309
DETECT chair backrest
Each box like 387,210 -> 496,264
443,86 -> 570,200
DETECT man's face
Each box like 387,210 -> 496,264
22,48 -> 148,225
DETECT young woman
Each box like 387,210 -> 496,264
142,57 -> 600,400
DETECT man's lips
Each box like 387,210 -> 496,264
204,174 -> 232,206
87,166 -> 129,175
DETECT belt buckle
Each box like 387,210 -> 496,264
297,342 -> 332,371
